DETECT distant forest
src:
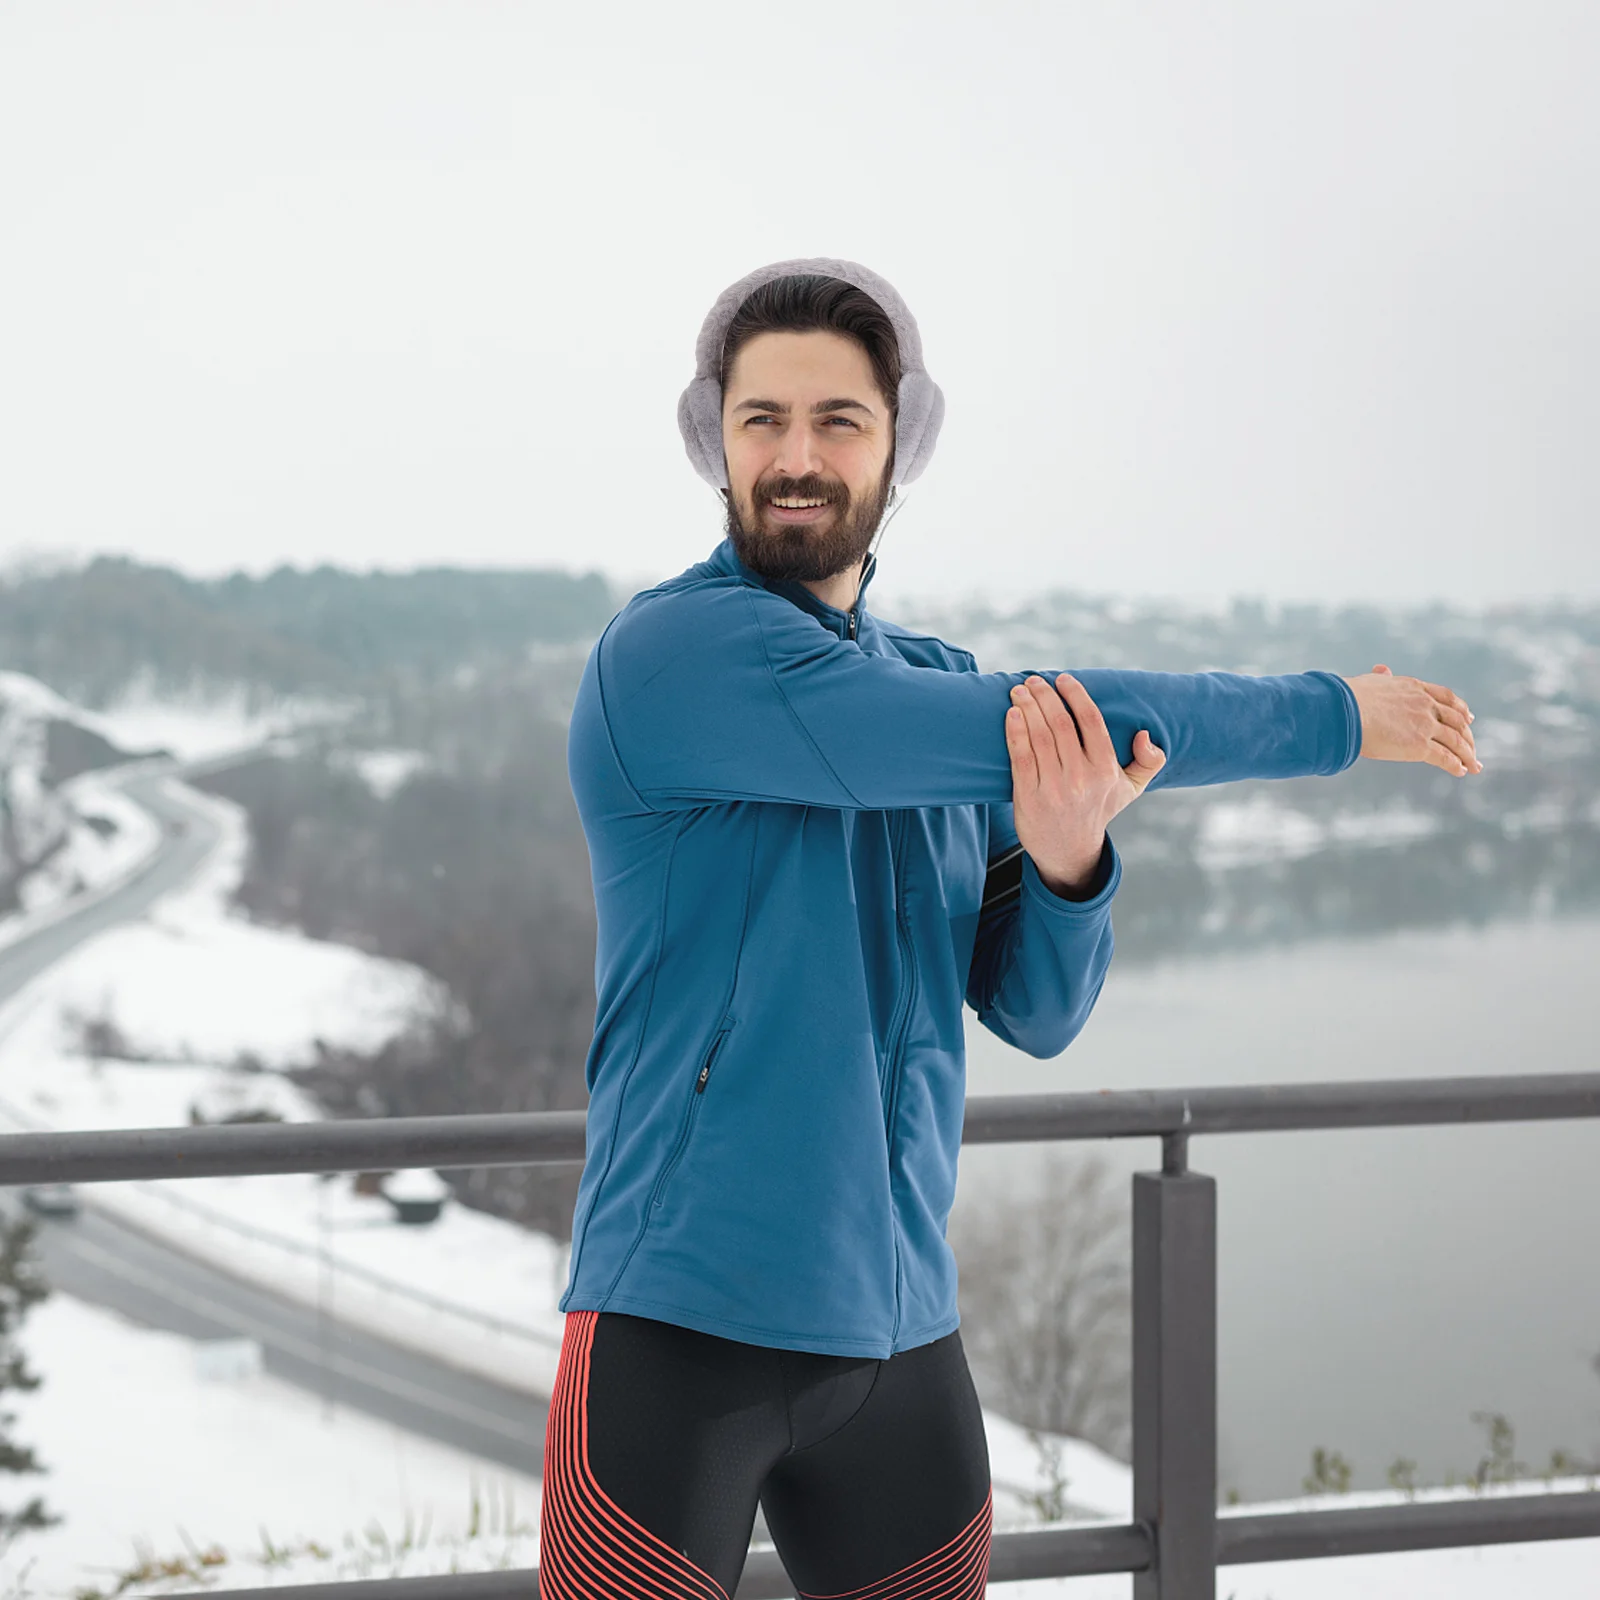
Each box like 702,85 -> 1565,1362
0,557 -> 615,705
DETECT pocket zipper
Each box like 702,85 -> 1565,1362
651,1021 -> 730,1211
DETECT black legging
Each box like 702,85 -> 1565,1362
539,1310 -> 992,1599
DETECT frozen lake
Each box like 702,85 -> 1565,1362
960,913 -> 1600,1500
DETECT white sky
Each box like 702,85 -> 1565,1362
1,1 -> 1595,605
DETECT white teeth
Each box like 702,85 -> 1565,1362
773,498 -> 825,508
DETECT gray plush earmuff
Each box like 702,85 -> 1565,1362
677,257 -> 946,491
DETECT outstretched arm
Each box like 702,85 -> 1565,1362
967,666 -> 1480,1056
593,582 -> 1476,813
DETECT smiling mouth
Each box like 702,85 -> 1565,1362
763,496 -> 836,523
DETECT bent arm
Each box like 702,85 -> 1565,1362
598,583 -> 1360,812
966,806 -> 1119,1058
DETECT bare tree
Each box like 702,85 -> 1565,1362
949,1152 -> 1132,1461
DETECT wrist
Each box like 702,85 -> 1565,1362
1034,837 -> 1109,902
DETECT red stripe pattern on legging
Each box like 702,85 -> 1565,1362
796,1490 -> 993,1600
538,1309 -> 730,1600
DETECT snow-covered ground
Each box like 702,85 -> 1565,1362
0,1294 -> 542,1596
0,669 -> 334,773
88,685 -> 348,765
0,674 -> 169,951
0,786 -> 555,1392
332,746 -> 433,799
0,668 -> 339,955
15,782 -> 435,1067
0,770 -> 164,953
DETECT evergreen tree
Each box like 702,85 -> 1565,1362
0,1211 -> 54,1545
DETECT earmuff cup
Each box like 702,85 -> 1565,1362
678,376 -> 728,489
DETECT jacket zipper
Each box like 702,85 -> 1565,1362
880,815 -> 918,1341
649,1021 -> 729,1212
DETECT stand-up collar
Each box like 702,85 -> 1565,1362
708,538 -> 878,641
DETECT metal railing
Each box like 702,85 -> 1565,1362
6,1069 -> 1599,1598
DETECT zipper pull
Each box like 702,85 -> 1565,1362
696,1063 -> 711,1093
847,609 -> 858,640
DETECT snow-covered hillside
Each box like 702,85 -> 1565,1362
0,674 -> 171,949
0,667 -> 349,937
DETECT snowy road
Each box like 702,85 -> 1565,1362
0,769 -> 215,992
0,767 -> 549,1476
23,1202 -> 545,1472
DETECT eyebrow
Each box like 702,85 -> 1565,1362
731,397 -> 877,416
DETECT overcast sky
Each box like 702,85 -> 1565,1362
1,2 -> 1595,605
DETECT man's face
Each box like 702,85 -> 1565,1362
721,330 -> 894,585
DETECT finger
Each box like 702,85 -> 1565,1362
1432,723 -> 1482,772
1123,729 -> 1167,791
1422,679 -> 1473,723
1029,674 -> 1086,765
1005,704 -> 1039,791
1013,681 -> 1064,775
1423,739 -> 1470,778
1054,673 -> 1116,766
1372,663 -> 1393,676
1431,702 -> 1473,741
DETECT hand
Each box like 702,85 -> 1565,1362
1006,673 -> 1167,899
1343,664 -> 1482,776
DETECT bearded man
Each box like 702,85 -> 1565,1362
541,260 -> 1478,1600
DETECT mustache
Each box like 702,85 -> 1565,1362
754,474 -> 850,510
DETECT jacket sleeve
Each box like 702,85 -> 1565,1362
964,804 -> 1119,1058
596,580 -> 1362,812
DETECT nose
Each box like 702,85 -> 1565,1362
771,415 -> 823,479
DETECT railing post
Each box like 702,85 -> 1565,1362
1132,1134 -> 1217,1599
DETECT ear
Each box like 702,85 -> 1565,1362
677,376 -> 729,489
892,372 -> 945,486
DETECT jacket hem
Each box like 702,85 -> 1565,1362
561,1289 -> 903,1359
889,1310 -> 963,1355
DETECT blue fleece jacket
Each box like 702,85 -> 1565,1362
561,539 -> 1361,1357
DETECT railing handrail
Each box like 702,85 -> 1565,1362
3,1070 -> 1597,1186
114,1488 -> 1600,1600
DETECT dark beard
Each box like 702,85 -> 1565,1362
726,468 -> 892,585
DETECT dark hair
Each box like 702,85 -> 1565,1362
718,275 -> 902,419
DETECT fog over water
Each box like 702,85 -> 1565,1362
961,913 -> 1600,1501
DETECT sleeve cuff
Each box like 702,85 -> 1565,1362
1021,837 -> 1122,916
1306,669 -> 1363,773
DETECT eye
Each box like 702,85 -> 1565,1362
823,416 -> 859,429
